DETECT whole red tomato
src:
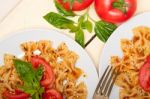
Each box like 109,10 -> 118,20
57,0 -> 94,11
95,0 -> 137,23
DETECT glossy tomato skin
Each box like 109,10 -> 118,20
31,56 -> 55,88
57,0 -> 94,11
95,0 -> 137,23
3,89 -> 29,99
43,89 -> 63,99
139,56 -> 150,92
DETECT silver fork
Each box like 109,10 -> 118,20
93,66 -> 118,99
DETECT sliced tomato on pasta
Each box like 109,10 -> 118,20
31,56 -> 55,88
3,89 -> 29,99
139,55 -> 150,92
146,55 -> 150,63
42,89 -> 63,99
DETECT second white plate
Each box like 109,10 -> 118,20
99,12 -> 150,99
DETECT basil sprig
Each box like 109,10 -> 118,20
44,0 -> 117,47
44,12 -> 93,47
14,59 -> 44,99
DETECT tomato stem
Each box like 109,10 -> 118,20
112,0 -> 128,14
62,0 -> 83,10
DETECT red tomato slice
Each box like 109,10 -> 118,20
95,0 -> 137,23
31,56 -> 55,88
57,0 -> 94,11
43,89 -> 63,99
146,55 -> 150,63
139,56 -> 150,92
3,89 -> 29,99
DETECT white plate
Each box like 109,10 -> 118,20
99,12 -> 150,99
0,29 -> 98,99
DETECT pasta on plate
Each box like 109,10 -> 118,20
111,26 -> 150,99
0,40 -> 87,99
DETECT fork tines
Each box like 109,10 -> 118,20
94,66 -> 117,97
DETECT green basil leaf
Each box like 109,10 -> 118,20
81,20 -> 93,33
35,66 -> 43,82
43,12 -> 74,29
78,15 -> 85,24
94,21 -> 117,42
54,0 -> 75,16
32,93 -> 39,99
39,87 -> 44,94
19,82 -> 35,95
75,29 -> 84,47
23,88 -> 36,96
14,59 -> 35,82
69,25 -> 79,32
